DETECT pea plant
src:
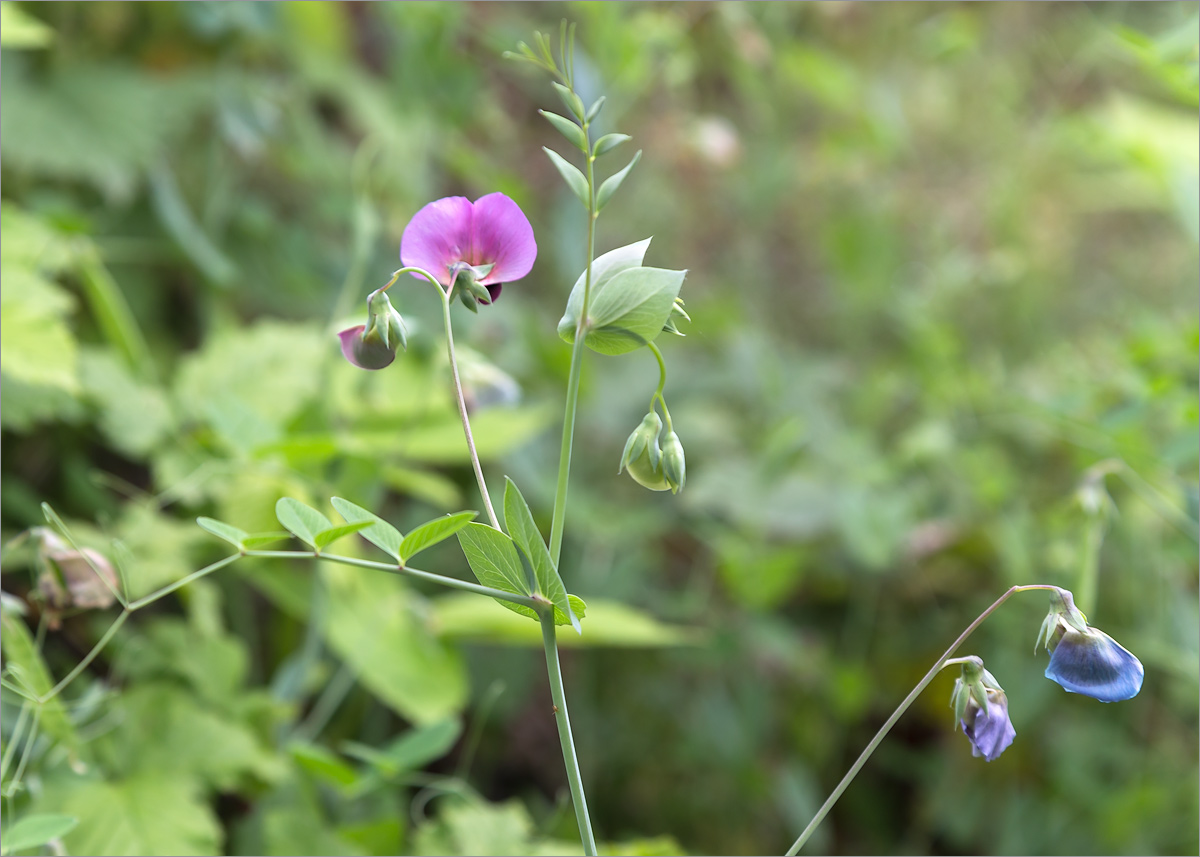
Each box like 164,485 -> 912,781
2,24 -> 1145,857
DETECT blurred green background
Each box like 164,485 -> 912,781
1,2 -> 1197,855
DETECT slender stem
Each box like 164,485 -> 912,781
242,550 -> 539,608
439,289 -> 502,530
784,584 -> 1062,855
549,121 -> 597,568
647,342 -> 673,431
0,703 -> 31,781
294,662 -> 357,741
126,554 -> 240,610
40,611 -> 130,703
541,610 -> 597,856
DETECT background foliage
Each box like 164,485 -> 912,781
2,2 -> 1197,855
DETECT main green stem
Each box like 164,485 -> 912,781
784,584 -> 1062,855
541,610 -> 597,855
548,135 -> 597,568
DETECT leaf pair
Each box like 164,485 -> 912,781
198,498 -> 477,565
457,479 -> 582,632
557,238 -> 687,356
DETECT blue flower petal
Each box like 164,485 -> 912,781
1045,627 -> 1144,702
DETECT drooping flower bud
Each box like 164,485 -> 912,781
949,657 -> 1015,762
33,528 -> 120,628
660,430 -> 686,494
1036,588 -> 1143,703
620,412 -> 672,491
338,288 -> 408,370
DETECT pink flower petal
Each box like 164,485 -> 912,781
469,193 -> 536,286
400,196 -> 474,286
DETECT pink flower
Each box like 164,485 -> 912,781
400,193 -> 537,303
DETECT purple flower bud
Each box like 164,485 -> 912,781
961,689 -> 1017,762
400,193 -> 536,303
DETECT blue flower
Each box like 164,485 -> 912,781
1036,588 -> 1144,703
1044,626 -> 1144,702
961,689 -> 1017,762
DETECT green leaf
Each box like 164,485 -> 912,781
502,478 -> 578,633
581,266 -> 687,356
0,3 -> 54,49
593,133 -> 632,157
558,238 -> 653,345
551,81 -> 586,121
313,520 -> 375,551
342,718 -> 462,775
539,109 -> 588,152
596,149 -> 642,211
320,564 -> 467,724
543,147 -> 590,208
456,523 -> 532,597
585,96 -> 606,123
0,267 -> 79,394
0,612 -> 80,755
331,497 -> 404,560
240,532 -> 290,549
0,814 -> 78,855
399,511 -> 478,562
275,498 -> 331,548
33,772 -> 221,856
288,742 -> 358,790
195,517 -> 248,549
433,595 -> 701,647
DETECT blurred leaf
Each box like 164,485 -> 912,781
330,497 -> 403,560
196,516 -> 249,548
0,814 -> 77,855
288,742 -> 358,790
275,498 -> 332,549
382,465 -> 463,509
0,267 -> 79,395
0,62 -> 206,198
399,511 -> 478,562
149,161 -> 238,287
0,2 -> 53,49
414,797 -> 534,857
321,563 -> 467,724
0,612 -> 79,754
35,772 -> 221,856
341,717 -> 461,775
432,594 -> 697,648
80,350 -> 172,457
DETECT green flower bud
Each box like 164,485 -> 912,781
620,412 -> 672,491
661,430 -> 686,494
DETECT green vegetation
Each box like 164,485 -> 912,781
2,3 -> 1196,855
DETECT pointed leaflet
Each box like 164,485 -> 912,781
502,478 -> 579,633
539,109 -> 588,152
1,815 -> 80,855
196,517 -> 248,549
313,520 -> 375,551
275,498 -> 331,548
596,150 -> 641,211
330,497 -> 403,561
399,511 -> 478,563
543,147 -> 590,208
